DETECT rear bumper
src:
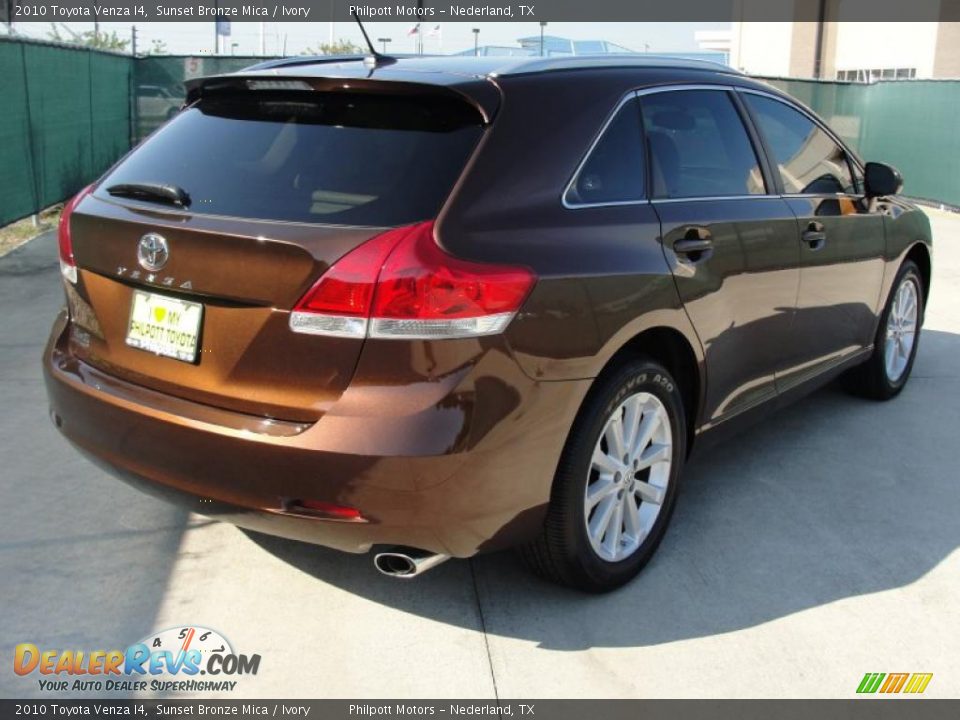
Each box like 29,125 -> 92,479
43,311 -> 589,557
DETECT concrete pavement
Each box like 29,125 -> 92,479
1,211 -> 957,699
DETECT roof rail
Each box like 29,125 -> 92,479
492,55 -> 745,77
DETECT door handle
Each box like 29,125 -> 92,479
802,230 -> 827,251
802,222 -> 826,251
674,238 -> 713,254
673,227 -> 713,262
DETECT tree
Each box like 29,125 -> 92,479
148,39 -> 168,55
302,39 -> 362,56
47,24 -> 130,52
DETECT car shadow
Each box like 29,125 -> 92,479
0,232 -> 198,697
245,327 -> 960,650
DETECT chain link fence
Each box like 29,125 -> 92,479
2,35 -> 959,228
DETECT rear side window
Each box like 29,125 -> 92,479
640,90 -> 766,199
98,91 -> 484,226
565,98 -> 645,206
743,94 -> 855,195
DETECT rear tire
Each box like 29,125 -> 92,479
844,260 -> 923,400
521,358 -> 686,592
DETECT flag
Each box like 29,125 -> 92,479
427,24 -> 441,37
407,23 -> 420,36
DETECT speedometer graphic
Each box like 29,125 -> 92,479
135,625 -> 233,668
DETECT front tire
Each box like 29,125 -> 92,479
521,358 -> 686,592
844,260 -> 923,400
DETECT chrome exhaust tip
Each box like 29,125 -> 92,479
373,548 -> 450,578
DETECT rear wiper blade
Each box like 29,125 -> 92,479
106,182 -> 191,208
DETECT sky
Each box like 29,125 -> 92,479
6,21 -> 730,56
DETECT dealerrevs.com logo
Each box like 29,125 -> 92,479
13,626 -> 261,694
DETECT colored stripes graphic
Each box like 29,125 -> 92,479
857,672 -> 933,694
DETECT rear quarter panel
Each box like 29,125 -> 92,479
436,70 -> 704,384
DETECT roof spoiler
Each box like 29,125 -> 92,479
184,72 -> 499,124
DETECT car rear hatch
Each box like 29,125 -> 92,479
63,77 -> 490,423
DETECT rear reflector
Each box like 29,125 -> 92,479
286,499 -> 366,522
290,221 -> 535,340
57,184 -> 95,284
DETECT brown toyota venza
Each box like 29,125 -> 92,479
43,55 -> 932,591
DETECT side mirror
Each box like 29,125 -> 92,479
864,162 -> 903,198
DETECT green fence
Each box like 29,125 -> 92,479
763,77 -> 960,207
3,36 -> 960,228
0,38 -> 276,227
0,38 -> 133,227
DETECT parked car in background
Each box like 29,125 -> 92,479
44,56 -> 932,591
136,84 -> 182,132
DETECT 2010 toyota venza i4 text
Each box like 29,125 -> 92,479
43,56 -> 932,591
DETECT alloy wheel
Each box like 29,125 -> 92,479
584,392 -> 673,562
884,276 -> 919,382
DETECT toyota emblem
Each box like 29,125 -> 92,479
137,233 -> 169,272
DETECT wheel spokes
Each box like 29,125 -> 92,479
586,475 -> 617,509
591,445 -> 621,475
601,501 -> 624,556
636,441 -> 671,471
622,492 -> 642,536
885,340 -> 898,375
589,494 -> 618,543
630,407 -> 660,460
604,412 -> 626,462
620,395 -> 643,459
898,337 -> 910,359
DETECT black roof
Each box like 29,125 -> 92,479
188,54 -> 755,124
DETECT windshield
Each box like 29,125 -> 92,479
98,91 -> 484,226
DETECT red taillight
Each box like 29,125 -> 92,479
57,185 -> 94,284
290,221 -> 536,340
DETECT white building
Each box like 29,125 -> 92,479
729,0 -> 960,80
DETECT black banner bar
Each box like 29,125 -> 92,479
4,0 -> 960,23
1,700 -> 959,719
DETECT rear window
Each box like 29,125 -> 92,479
98,91 -> 484,226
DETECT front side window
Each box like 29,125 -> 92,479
565,98 -> 645,206
744,94 -> 855,195
640,89 -> 765,199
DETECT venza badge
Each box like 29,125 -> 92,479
137,233 -> 169,272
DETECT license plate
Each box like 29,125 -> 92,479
126,290 -> 203,363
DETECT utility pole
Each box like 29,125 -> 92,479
129,24 -> 139,147
472,27 -> 479,56
539,21 -> 547,56
259,22 -> 265,55
813,0 -> 827,78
